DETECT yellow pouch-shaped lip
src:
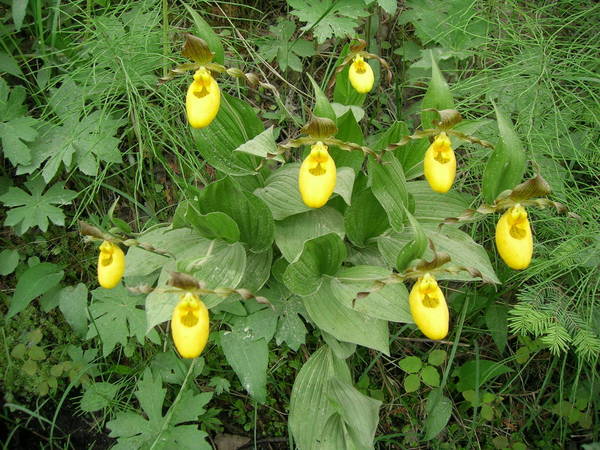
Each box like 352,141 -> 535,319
409,273 -> 449,340
348,55 -> 374,94
186,68 -> 221,129
298,142 -> 337,208
495,204 -> 533,270
171,293 -> 210,359
424,132 -> 456,193
97,241 -> 125,289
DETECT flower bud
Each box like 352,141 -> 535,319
495,204 -> 533,270
424,132 -> 456,193
186,67 -> 221,128
171,293 -> 210,359
97,241 -> 125,289
298,142 -> 337,208
409,273 -> 449,340
348,55 -> 374,94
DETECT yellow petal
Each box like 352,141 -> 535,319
298,142 -> 337,208
424,132 -> 456,193
495,204 -> 533,270
171,293 -> 210,359
348,55 -> 374,94
409,273 -> 449,340
186,68 -> 221,129
97,241 -> 125,289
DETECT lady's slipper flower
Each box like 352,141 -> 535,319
424,132 -> 456,193
348,55 -> 374,94
409,273 -> 449,340
186,67 -> 221,129
171,293 -> 210,359
298,142 -> 336,208
495,204 -> 533,270
97,241 -> 125,289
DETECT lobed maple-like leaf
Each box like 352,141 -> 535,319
0,79 -> 40,166
289,0 -> 370,43
107,369 -> 212,450
0,177 -> 76,234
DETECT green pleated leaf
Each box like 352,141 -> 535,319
482,103 -> 527,203
368,152 -> 409,232
254,163 -> 311,220
181,2 -> 225,65
372,121 -> 429,179
191,93 -> 263,176
125,227 -> 209,278
333,167 -> 355,206
289,346 -> 352,450
144,238 -> 246,331
233,126 -> 283,162
378,224 -> 499,283
407,181 -> 471,223
283,233 -> 347,296
344,188 -> 389,247
238,248 -> 272,293
308,74 -> 336,121
275,207 -> 345,262
328,378 -> 382,449
303,284 -> 390,354
330,110 -> 365,172
196,177 -> 274,252
173,201 -> 240,243
330,266 -> 413,323
421,53 -> 454,129
395,208 -> 428,271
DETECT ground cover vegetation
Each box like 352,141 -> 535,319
1,0 -> 599,448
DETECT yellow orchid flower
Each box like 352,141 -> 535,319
409,273 -> 449,340
298,142 -> 337,208
171,292 -> 210,359
424,132 -> 456,193
97,241 -> 125,289
186,67 -> 221,129
348,55 -> 374,94
495,204 -> 533,270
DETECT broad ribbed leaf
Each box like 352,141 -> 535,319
482,103 -> 527,203
254,163 -> 311,220
173,201 -> 240,243
344,188 -> 389,247
368,152 -> 409,232
330,266 -> 413,323
303,283 -> 389,354
407,181 -> 470,223
421,53 -> 454,129
330,110 -> 364,172
196,177 -> 274,252
181,1 -> 224,64
233,126 -> 282,161
275,207 -> 344,262
328,378 -> 382,449
283,233 -> 347,296
308,74 -> 336,120
378,224 -> 499,283
289,346 -> 352,450
191,93 -> 263,175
